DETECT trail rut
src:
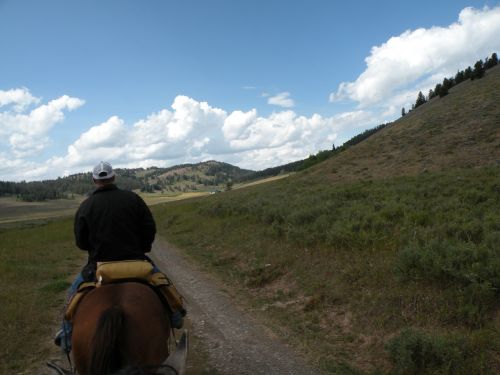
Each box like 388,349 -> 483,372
151,237 -> 322,375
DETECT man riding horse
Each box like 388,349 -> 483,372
55,161 -> 186,352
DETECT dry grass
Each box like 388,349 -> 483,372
0,196 -> 83,225
141,191 -> 211,206
233,174 -> 292,189
0,218 -> 85,374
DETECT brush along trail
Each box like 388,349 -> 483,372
151,237 -> 323,375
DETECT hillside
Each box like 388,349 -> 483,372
151,64 -> 500,374
306,64 -> 500,183
0,161 -> 254,201
124,160 -> 254,193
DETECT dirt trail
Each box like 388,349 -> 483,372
151,237 -> 323,375
35,237 -> 322,375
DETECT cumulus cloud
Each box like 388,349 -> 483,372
223,110 -> 338,152
223,109 -> 257,140
0,87 -> 39,112
268,92 -> 295,108
0,78 -> 390,181
0,90 -> 85,157
61,116 -> 128,167
1,93 -> 379,181
330,6 -> 500,107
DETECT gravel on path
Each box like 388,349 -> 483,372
151,237 -> 323,375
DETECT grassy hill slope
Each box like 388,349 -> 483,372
152,67 -> 500,374
308,65 -> 500,183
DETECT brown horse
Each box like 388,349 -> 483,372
71,282 -> 183,375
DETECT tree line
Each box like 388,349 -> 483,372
0,163 -> 252,201
402,52 -> 498,116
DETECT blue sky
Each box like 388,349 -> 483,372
1,0 -> 499,181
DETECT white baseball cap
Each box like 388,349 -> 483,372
92,161 -> 115,180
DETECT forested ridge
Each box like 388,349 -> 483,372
0,161 -> 254,201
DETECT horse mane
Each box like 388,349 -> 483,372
90,305 -> 125,375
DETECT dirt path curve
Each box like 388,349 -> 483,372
151,237 -> 323,375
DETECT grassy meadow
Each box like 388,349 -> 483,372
0,218 -> 85,374
0,163 -> 498,373
0,191 -> 213,226
0,196 -> 83,225
152,165 -> 500,374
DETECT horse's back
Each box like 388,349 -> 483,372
72,282 -> 170,375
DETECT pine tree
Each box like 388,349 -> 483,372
484,52 -> 498,69
415,91 -> 426,108
439,85 -> 449,98
472,60 -> 485,80
401,107 -> 406,117
464,66 -> 473,80
434,83 -> 442,97
492,52 -> 498,65
442,77 -> 453,91
455,70 -> 465,84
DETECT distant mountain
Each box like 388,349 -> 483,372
0,161 -> 255,201
127,160 -> 254,193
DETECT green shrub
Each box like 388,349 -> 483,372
154,166 -> 500,373
396,239 -> 499,325
397,239 -> 499,287
386,329 -> 484,374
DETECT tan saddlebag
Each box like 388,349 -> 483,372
96,260 -> 154,284
64,282 -> 96,321
150,272 -> 185,313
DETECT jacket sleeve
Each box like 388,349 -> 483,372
137,196 -> 156,253
74,207 -> 91,251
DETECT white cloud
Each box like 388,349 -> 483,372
223,109 -> 257,140
73,116 -> 127,150
0,87 -> 392,181
58,116 -> 128,168
0,90 -> 85,157
330,6 -> 500,107
9,133 -> 50,158
44,96 -> 230,176
268,92 -> 295,108
220,109 -> 367,159
0,88 -> 39,112
2,93 -> 380,181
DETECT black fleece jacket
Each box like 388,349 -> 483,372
74,184 -> 156,264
